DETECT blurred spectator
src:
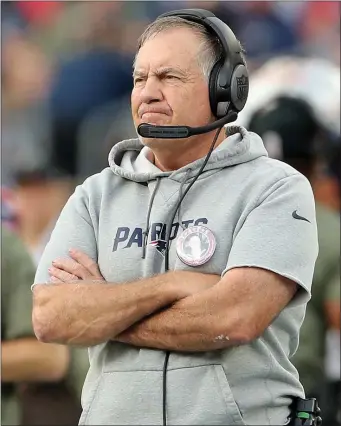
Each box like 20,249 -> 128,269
1,225 -> 70,425
48,48 -> 132,176
237,56 -> 340,136
186,1 -> 299,68
1,187 -> 18,231
248,95 -> 340,425
46,3 -> 134,176
13,167 -> 76,265
15,1 -> 63,28
11,166 -> 91,424
237,55 -> 340,213
231,2 -> 298,59
76,95 -> 136,180
298,2 -> 340,65
314,137 -> 341,212
1,32 -> 53,186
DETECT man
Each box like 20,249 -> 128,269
32,10 -> 318,425
12,166 -> 90,422
248,95 -> 340,425
1,225 -> 69,425
14,166 -> 75,265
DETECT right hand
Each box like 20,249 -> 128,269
49,248 -> 104,283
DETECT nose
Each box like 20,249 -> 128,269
140,76 -> 163,104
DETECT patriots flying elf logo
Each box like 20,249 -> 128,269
149,239 -> 167,255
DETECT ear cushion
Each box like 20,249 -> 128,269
208,60 -> 223,117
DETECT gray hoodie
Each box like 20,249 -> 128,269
34,126 -> 318,425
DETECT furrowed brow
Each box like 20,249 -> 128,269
132,69 -> 147,79
154,67 -> 187,78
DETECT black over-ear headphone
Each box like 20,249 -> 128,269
159,8 -> 249,117
137,9 -> 249,138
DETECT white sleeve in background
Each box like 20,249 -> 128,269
325,330 -> 341,380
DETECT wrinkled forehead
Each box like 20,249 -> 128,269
134,27 -> 203,73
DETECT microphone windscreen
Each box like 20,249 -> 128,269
138,124 -> 189,139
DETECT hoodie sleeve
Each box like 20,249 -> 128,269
223,173 -> 318,307
33,182 -> 98,287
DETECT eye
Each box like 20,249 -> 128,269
134,77 -> 145,86
165,75 -> 178,80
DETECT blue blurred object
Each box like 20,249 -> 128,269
48,49 -> 133,176
1,2 -> 28,41
235,6 -> 298,59
1,187 -> 18,231
49,49 -> 132,122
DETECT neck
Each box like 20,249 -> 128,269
151,128 -> 226,171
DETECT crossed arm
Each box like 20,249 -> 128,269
115,267 -> 297,351
33,250 -> 297,351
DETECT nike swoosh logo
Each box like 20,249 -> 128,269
292,210 -> 311,223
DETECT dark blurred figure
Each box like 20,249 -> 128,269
248,95 -> 340,426
47,2 -> 134,177
14,167 -> 90,424
6,166 -> 90,425
13,167 -> 76,265
1,225 -> 70,425
1,31 -> 53,187
48,50 -> 132,176
186,1 -> 298,66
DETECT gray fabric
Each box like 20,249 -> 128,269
34,126 -> 318,425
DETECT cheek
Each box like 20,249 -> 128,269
195,87 -> 212,118
131,90 -> 137,111
131,90 -> 140,120
175,85 -> 212,120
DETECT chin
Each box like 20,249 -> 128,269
141,136 -> 185,149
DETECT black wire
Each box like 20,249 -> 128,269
164,126 -> 223,271
162,126 -> 223,426
162,351 -> 171,425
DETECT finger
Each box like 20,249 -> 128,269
48,266 -> 79,283
50,275 -> 63,283
69,249 -> 103,279
52,257 -> 90,280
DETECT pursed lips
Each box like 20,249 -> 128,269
138,106 -> 172,119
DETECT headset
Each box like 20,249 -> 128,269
137,8 -> 249,139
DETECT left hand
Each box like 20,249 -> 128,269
48,248 -> 104,283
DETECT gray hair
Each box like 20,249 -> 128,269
134,16 -> 224,81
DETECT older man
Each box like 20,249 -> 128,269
32,9 -> 318,426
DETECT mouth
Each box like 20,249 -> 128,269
140,112 -> 171,125
141,112 -> 168,119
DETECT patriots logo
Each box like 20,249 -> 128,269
150,239 -> 167,255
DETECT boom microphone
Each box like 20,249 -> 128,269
137,111 -> 238,139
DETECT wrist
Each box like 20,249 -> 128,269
161,271 -> 186,302
163,270 -> 197,301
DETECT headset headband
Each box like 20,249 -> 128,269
159,9 -> 242,67
158,8 -> 248,115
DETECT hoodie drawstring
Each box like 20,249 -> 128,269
142,178 -> 161,259
176,168 -> 192,231
141,169 -> 192,259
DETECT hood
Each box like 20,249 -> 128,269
108,125 -> 268,183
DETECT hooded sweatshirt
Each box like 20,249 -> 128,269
34,125 -> 318,426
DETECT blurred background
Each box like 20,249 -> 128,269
1,1 -> 340,425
